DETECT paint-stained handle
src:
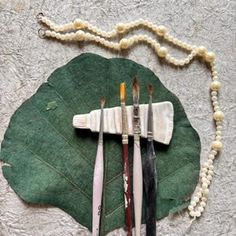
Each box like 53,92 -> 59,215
122,143 -> 132,236
133,139 -> 142,236
92,144 -> 104,236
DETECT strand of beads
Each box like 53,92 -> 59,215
37,14 -> 224,220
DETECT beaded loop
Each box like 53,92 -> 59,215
36,12 -> 44,22
38,28 -> 46,39
37,13 -> 224,220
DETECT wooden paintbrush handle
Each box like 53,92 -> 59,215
133,139 -> 142,236
122,143 -> 132,236
92,144 -> 104,236
143,141 -> 157,236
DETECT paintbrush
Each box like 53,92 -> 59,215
120,82 -> 133,236
132,78 -> 143,236
143,84 -> 157,236
92,97 -> 106,236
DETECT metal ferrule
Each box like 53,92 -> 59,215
133,98 -> 141,136
121,102 -> 128,138
98,105 -> 104,145
147,95 -> 153,141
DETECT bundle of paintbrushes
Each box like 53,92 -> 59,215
92,79 -> 157,236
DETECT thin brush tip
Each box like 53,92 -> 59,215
100,97 -> 106,107
148,84 -> 154,95
120,82 -> 126,102
132,77 -> 139,94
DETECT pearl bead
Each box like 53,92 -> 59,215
207,175 -> 212,181
205,51 -> 216,62
211,91 -> 217,96
195,211 -> 201,217
193,196 -> 200,202
196,192 -> 202,198
158,47 -> 168,57
210,81 -> 221,91
202,183 -> 208,189
202,197 -> 207,202
197,46 -> 207,56
74,19 -> 84,29
119,38 -> 130,49
200,172 -> 206,178
211,96 -> 218,102
207,159 -> 213,165
212,140 -> 223,151
189,211 -> 196,217
157,25 -> 167,36
216,125 -> 223,131
116,23 -> 126,34
201,167 -> 208,173
188,205 -> 194,211
190,200 -> 197,207
198,206 -> 204,212
209,165 -> 214,170
213,111 -> 224,121
216,135 -> 221,141
200,201 -> 206,208
208,170 -> 214,176
203,188 -> 209,196
209,154 -> 215,160
76,30 -> 85,41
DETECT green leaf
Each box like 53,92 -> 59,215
0,53 -> 200,235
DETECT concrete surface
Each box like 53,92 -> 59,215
0,0 -> 235,235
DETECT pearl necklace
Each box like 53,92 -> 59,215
37,13 -> 224,221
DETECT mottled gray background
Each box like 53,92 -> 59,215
0,0 -> 235,235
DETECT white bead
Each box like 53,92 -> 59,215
201,197 -> 207,202
198,206 -> 204,212
216,135 -> 222,141
205,51 -> 216,62
201,167 -> 208,173
158,47 -> 168,58
190,200 -> 197,207
197,46 -> 207,56
119,38 -> 130,49
210,81 -> 221,91
188,205 -> 194,211
74,19 -> 84,29
76,30 -> 85,41
189,211 -> 196,217
202,183 -> 208,189
193,196 -> 200,202
212,140 -> 223,151
209,165 -> 214,170
211,150 -> 217,155
216,130 -> 222,136
214,106 -> 220,112
216,125 -> 223,131
211,96 -> 218,102
200,172 -> 206,178
200,201 -> 206,208
196,192 -> 202,198
208,170 -> 214,176
211,91 -> 217,96
213,111 -> 224,121
203,188 -> 209,196
207,175 -> 213,181
156,25 -> 167,36
116,23 -> 126,34
195,211 -> 201,217
209,154 -> 215,160
207,159 -> 213,165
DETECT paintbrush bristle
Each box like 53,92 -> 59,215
120,82 -> 126,102
132,77 -> 139,98
100,97 -> 106,108
148,84 -> 154,95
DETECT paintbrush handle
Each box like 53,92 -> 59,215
133,138 -> 143,236
143,140 -> 157,236
92,144 -> 104,236
122,143 -> 132,236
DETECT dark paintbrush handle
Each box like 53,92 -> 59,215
143,140 -> 157,236
122,143 -> 132,236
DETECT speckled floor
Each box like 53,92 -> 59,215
0,0 -> 235,235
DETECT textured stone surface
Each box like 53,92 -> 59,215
0,0 -> 235,235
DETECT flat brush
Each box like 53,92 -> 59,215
143,84 -> 157,236
132,78 -> 143,236
92,97 -> 105,236
120,82 -> 133,236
